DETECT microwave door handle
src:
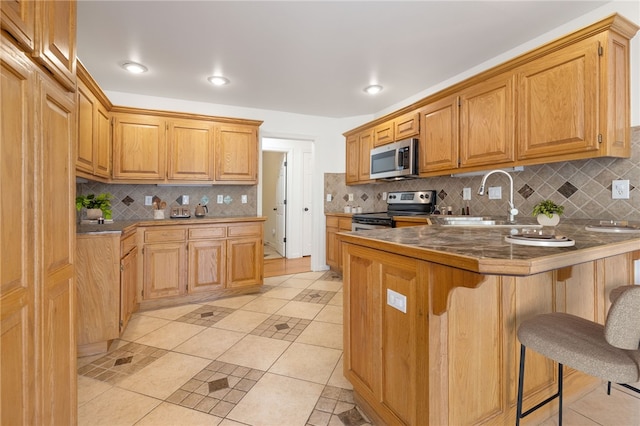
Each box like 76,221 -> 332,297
396,149 -> 402,170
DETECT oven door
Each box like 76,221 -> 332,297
352,222 -> 391,231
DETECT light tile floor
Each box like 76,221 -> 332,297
78,271 -> 640,426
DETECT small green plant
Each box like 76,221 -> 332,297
532,200 -> 564,218
76,193 -> 113,219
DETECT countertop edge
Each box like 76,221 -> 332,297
77,216 -> 267,235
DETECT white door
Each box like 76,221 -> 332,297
275,155 -> 287,256
302,151 -> 312,256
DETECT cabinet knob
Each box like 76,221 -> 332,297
304,207 -> 309,211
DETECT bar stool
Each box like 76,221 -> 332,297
516,285 -> 640,425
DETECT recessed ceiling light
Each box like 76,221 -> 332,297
208,76 -> 230,86
364,84 -> 383,95
121,62 -> 148,74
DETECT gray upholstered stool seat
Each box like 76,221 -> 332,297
516,285 -> 640,426
518,312 -> 640,384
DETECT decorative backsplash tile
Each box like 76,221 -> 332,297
325,126 -> 640,221
76,183 -> 257,221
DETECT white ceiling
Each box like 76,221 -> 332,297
77,1 -> 610,118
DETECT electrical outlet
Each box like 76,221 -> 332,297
241,195 -> 247,204
488,186 -> 502,200
182,195 -> 189,205
463,188 -> 472,201
382,192 -> 387,201
326,194 -> 332,202
386,289 -> 407,313
217,195 -> 223,204
612,179 -> 630,199
348,193 -> 354,202
144,196 -> 153,206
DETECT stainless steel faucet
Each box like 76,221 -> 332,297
477,169 -> 519,223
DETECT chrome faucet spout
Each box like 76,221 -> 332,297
478,169 -> 519,222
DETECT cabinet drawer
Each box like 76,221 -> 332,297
189,226 -> 226,240
144,228 -> 187,243
227,223 -> 262,238
338,218 -> 353,230
120,232 -> 137,255
326,216 -> 339,228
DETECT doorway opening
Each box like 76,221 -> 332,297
262,151 -> 287,259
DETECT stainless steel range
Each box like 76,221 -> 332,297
351,190 -> 437,231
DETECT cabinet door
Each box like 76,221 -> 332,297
373,120 -> 394,147
358,130 -> 373,182
76,80 -> 95,174
39,72 -> 77,424
113,113 -> 166,180
227,237 -> 262,288
32,0 -> 76,91
188,240 -> 226,293
459,73 -> 515,167
93,102 -> 111,178
345,134 -> 360,185
517,37 -> 600,160
120,248 -> 137,333
215,124 -> 258,183
325,217 -> 340,270
394,111 -> 420,140
419,96 -> 459,174
1,38 -> 36,426
1,0 -> 36,52
167,119 -> 214,181
143,243 -> 186,299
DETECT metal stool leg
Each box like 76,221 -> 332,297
516,344 -> 526,426
558,363 -> 563,426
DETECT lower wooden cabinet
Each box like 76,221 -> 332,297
141,221 -> 264,301
76,229 -> 138,355
326,214 -> 352,272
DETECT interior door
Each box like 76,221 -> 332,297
275,155 -> 287,256
302,151 -> 312,256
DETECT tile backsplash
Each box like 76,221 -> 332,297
76,182 -> 257,221
325,126 -> 640,221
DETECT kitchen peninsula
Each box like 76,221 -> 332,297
338,220 -> 640,425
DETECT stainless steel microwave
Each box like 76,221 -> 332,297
370,138 -> 419,180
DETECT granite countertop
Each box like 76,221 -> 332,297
337,218 -> 640,276
77,216 -> 266,235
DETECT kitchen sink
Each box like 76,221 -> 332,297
441,216 -> 542,229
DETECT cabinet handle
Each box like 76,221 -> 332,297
120,264 -> 125,272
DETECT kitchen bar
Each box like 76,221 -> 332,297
338,220 -> 640,425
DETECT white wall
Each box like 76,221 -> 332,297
106,2 -> 639,272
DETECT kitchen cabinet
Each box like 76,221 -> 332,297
345,128 -> 373,185
76,229 -> 138,355
2,21 -> 77,425
419,95 -> 459,174
1,0 -> 76,90
76,62 -> 111,180
140,220 -> 264,304
112,112 -> 166,180
393,217 -> 432,227
517,28 -> 633,162
227,223 -> 263,287
373,111 -> 420,147
142,227 -> 188,299
168,119 -> 215,181
325,214 -> 352,272
215,123 -> 258,183
188,226 -> 226,293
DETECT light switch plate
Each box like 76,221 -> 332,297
463,188 -> 472,200
182,195 -> 189,205
144,196 -> 153,206
326,194 -> 332,202
348,193 -> 354,202
241,195 -> 247,204
217,195 -> 224,204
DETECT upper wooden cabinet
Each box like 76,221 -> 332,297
346,128 -> 374,185
76,63 -> 111,180
112,112 -> 166,180
2,0 -> 76,91
168,119 -> 215,181
459,73 -> 515,168
110,107 -> 261,184
373,111 -> 420,147
215,123 -> 258,183
345,14 -> 638,181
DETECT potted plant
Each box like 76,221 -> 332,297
76,193 -> 113,220
532,200 -> 564,226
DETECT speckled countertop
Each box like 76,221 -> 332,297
76,216 -> 266,235
338,218 -> 640,276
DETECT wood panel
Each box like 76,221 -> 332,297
394,111 -> 420,140
94,101 -> 110,178
40,70 -> 76,425
188,240 -> 226,293
215,123 -> 257,183
143,243 -> 187,299
227,237 -> 262,287
419,96 -> 459,173
112,113 -> 165,180
76,234 -> 120,345
76,81 -> 94,173
120,247 -> 137,332
345,134 -> 359,184
1,0 -> 36,52
1,37 -> 36,426
167,119 -> 214,181
358,130 -> 373,182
